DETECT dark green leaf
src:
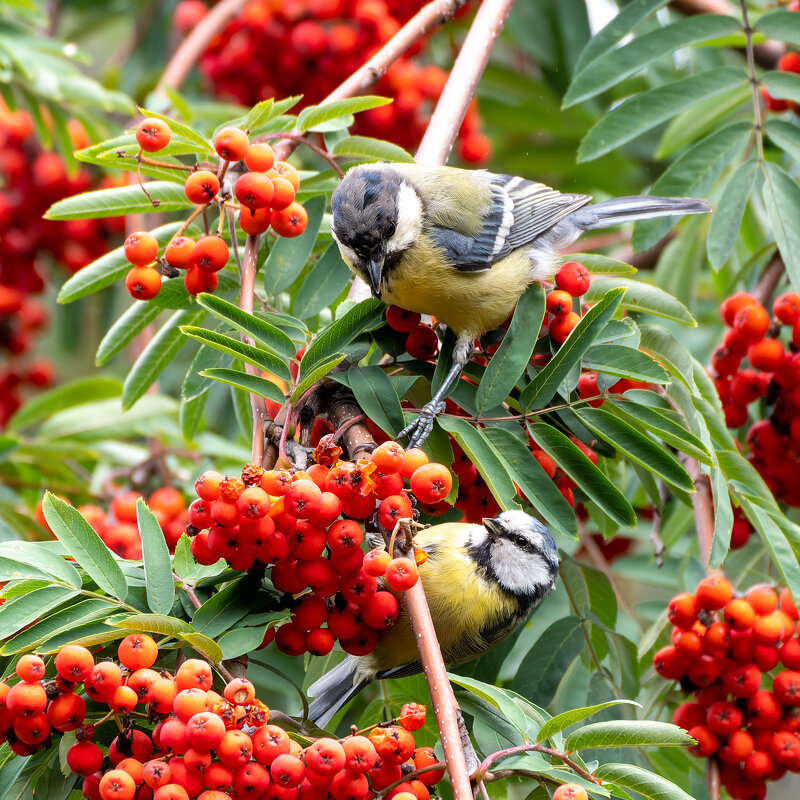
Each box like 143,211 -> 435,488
46,181 -> 193,220
762,162 -> 800,292
200,368 -> 285,404
123,308 -> 205,409
765,118 -> 800,162
136,499 -> 175,616
447,674 -> 532,738
537,700 -> 640,743
565,720 -> 692,751
292,243 -> 352,319
477,284 -> 545,414
594,763 -> 694,800
566,15 -> 740,107
58,222 -> 183,303
0,586 -> 78,640
511,616 -> 584,706
297,96 -> 391,131
182,345 -> 222,401
136,107 -> 213,152
96,302 -> 162,366
41,493 -> 127,601
192,578 -> 254,638
756,9 -> 800,46
576,407 -> 694,492
180,632 -> 224,663
559,557 -> 617,627
290,354 -> 347,402
348,366 -> 405,436
585,278 -> 695,325
331,135 -> 414,163
528,422 -> 636,527
263,196 -> 325,294
583,344 -> 669,383
218,625 -> 270,659
180,326 -> 292,382
707,160 -> 759,270
709,467 -> 734,568
578,67 -> 745,162
113,613 -> 192,637
0,542 -> 81,588
763,70 -> 800,105
7,378 -> 121,432
195,293 -> 296,359
0,557 -> 59,584
566,254 -> 637,275
521,288 -> 625,410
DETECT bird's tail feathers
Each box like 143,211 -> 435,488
307,657 -> 368,727
573,195 -> 710,230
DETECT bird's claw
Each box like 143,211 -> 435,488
398,400 -> 446,448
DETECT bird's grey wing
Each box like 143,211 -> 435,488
430,176 -> 591,271
375,661 -> 423,680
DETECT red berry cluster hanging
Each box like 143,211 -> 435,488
656,575 -> 800,800
711,290 -> 800,507
187,0 -> 490,162
123,121 -> 308,302
0,634 -> 444,800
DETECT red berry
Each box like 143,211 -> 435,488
125,266 -> 161,300
124,231 -> 159,266
214,127 -> 249,161
184,170 -> 220,204
555,261 -> 590,297
136,118 -> 171,152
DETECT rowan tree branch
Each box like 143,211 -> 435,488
752,255 -> 784,307
473,744 -> 600,786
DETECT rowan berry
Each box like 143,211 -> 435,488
271,201 -> 308,237
47,692 -> 87,731
552,785 -> 589,800
184,170 -> 220,204
193,234 -> 229,272
385,557 -> 419,591
696,576 -> 733,610
405,324 -> 439,360
125,266 -> 161,300
214,126 -> 249,161
667,593 -> 699,630
124,231 -> 159,266
68,740 -> 104,776
136,118 -> 171,152
546,289 -> 573,316
410,462 -> 452,503
386,305 -> 422,333
734,304 -> 770,341
244,143 -> 275,172
555,261 -> 590,296
270,176 -> 297,210
235,171 -> 274,209
164,236 -> 196,269
184,265 -> 218,295
239,207 -> 271,235
118,633 -> 158,670
549,311 -> 581,344
270,753 -> 306,788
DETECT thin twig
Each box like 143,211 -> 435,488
174,574 -> 201,609
650,483 -> 668,568
474,744 -> 599,786
257,133 -> 344,178
739,0 -> 764,163
707,758 -> 721,800
752,255 -> 784,306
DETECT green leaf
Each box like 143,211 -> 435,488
520,288 -> 625,411
136,499 -> 175,616
756,9 -> 800,46
292,243 -> 353,319
565,720 -> 693,751
762,71 -> 800,105
195,293 -> 296,359
299,298 -> 384,381
566,254 -> 636,275
218,625 -> 269,659
58,222 -> 183,303
123,308 -> 205,410
331,135 -> 414,163
481,428 -> 578,539
632,121 -> 750,251
585,278 -> 695,325
707,160 -> 759,271
565,15 -> 740,107
41,493 -> 127,600
537,700 -> 641,743
136,107 -> 213,152
180,326 -> 292,382
297,96 -> 391,132
559,556 -> 617,627
46,181 -> 193,220
578,67 -> 745,162
594,763 -> 694,800
0,556 -> 60,584
511,617 -> 585,706
263,195 -> 325,294
438,417 -> 518,510
7,378 -> 121,432
113,613 -> 192,637
0,586 -> 78,640
290,354 -> 347,402
348,366 -> 405,436
762,162 -> 800,292
765,118 -> 800,162
181,632 -> 224,663
0,542 -> 81,588
192,578 -> 254,638
447,674 -> 533,739
477,284 -> 545,414
96,302 -> 162,366
576,407 -> 694,493
583,344 -> 669,383
528,422 -> 636,527
200,368 -> 285,404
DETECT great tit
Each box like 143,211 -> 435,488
330,163 -> 709,445
307,510 -> 559,726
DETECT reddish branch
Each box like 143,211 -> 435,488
473,744 -> 600,786
752,256 -> 785,307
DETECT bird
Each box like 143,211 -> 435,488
306,510 -> 559,726
330,163 -> 710,446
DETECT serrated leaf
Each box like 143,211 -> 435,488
0,542 -> 81,588
576,407 -> 694,493
195,293 -> 296,359
566,721 -> 692,751
112,613 -> 192,637
46,181 -> 193,219
200,368 -> 286,404
594,763 -> 694,800
348,366 -> 405,436
263,195 -> 325,294
578,67 -> 745,162
565,15 -> 740,107
447,674 -> 533,739
180,326 -> 292,382
0,586 -> 78,640
292,243 -> 352,319
297,96 -> 391,132
7,378 -> 121,432
583,344 -> 669,383
181,632 -> 224,663
707,160 -> 759,270
58,222 -> 183,303
123,308 -> 205,409
331,135 -> 414,163
42,494 -> 127,600
585,279 -> 695,325
565,253 -> 636,275
763,162 -> 800,292
537,700 -> 641,743
528,422 -> 636,527
136,106 -> 213,151
520,288 -> 625,411
96,302 -> 162,366
756,9 -> 800,47
136,500 -> 175,616
477,284 -> 545,414
290,353 -> 347,402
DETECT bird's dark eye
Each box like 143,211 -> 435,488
514,535 -> 529,549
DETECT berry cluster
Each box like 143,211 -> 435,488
711,290 -> 800,507
655,576 -> 800,800
0,635 -> 444,800
761,11 -> 800,114
190,0 -> 490,162
185,442 -> 452,657
124,121 -> 308,302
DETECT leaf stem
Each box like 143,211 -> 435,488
256,133 -> 344,178
473,744 -> 599,785
739,0 -> 764,163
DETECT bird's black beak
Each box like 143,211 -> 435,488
365,255 -> 384,298
482,517 -> 502,543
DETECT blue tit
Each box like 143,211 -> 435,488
307,510 -> 559,726
330,163 -> 709,445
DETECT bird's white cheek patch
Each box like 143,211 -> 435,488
386,182 -> 422,254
